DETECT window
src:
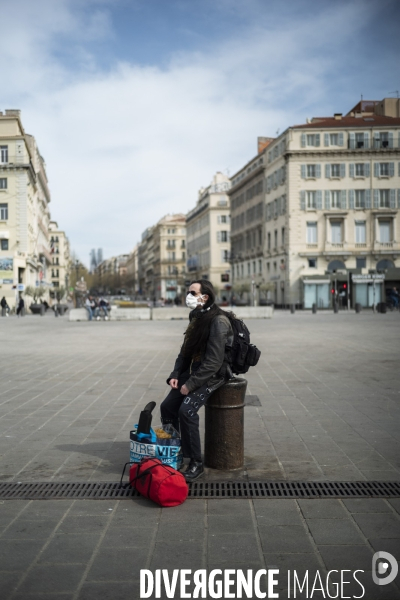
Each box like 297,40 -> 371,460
281,227 -> 285,245
379,220 -> 391,243
274,230 -> 278,248
331,164 -> 341,177
273,261 -> 277,272
355,132 -> 365,148
0,204 -> 8,220
374,132 -> 391,149
167,240 -> 175,248
253,261 -> 256,274
0,146 -> 8,163
218,215 -> 228,224
306,222 -> 317,244
356,257 -> 366,269
258,229 -> 262,245
241,264 -> 244,277
308,258 -> 317,268
379,163 -> 389,176
1,239 -> 8,250
379,190 -> 390,208
307,164 -> 317,178
258,259 -> 262,274
221,249 -> 229,262
306,191 -> 316,209
267,232 -> 271,250
217,231 -> 229,242
355,190 -> 366,209
306,134 -> 320,147
0,178 -> 7,189
267,262 -> 270,272
221,273 -> 229,282
247,263 -> 250,275
331,221 -> 342,244
355,221 -> 366,244
355,163 -> 365,177
167,251 -> 176,260
181,240 -> 185,248
330,134 -> 339,146
331,191 -> 341,208
182,252 -> 185,260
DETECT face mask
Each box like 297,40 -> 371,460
186,293 -> 205,309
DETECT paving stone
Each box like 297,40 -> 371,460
38,532 -> 102,564
1,519 -> 60,540
17,564 -> 87,594
352,513 -> 400,539
208,532 -> 261,563
318,544 -> 374,571
78,581 -> 140,600
306,518 -> 366,545
298,499 -> 349,519
343,499 -> 393,513
86,547 -> 147,581
258,525 -> 315,554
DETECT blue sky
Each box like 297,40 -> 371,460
1,0 -> 399,265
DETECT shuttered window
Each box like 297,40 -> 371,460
355,221 -> 366,244
306,222 -> 317,244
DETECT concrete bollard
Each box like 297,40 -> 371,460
40,304 -> 45,316
333,301 -> 338,314
290,304 -> 295,314
355,303 -> 361,314
1,307 -> 6,317
204,377 -> 247,470
312,303 -> 317,314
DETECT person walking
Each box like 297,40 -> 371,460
160,279 -> 234,482
16,295 -> 25,317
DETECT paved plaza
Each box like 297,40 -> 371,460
0,311 -> 400,599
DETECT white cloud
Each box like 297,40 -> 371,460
0,0 -> 390,264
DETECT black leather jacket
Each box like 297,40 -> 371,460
167,309 -> 234,392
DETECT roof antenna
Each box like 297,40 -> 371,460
361,94 -> 363,101
388,90 -> 399,98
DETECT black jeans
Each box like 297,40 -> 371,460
160,365 -> 223,462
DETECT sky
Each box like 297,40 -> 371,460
1,0 -> 399,266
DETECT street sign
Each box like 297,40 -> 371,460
17,284 -> 25,291
352,274 -> 385,281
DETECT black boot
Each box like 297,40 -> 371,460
184,459 -> 204,482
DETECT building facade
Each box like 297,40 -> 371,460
230,99 -> 400,308
126,243 -> 139,296
186,172 -> 231,297
48,221 -> 71,294
0,109 -> 53,307
138,214 -> 186,302
229,138 -> 274,304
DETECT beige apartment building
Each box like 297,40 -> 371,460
186,172 -> 231,298
138,214 -> 186,302
48,221 -> 71,294
96,254 -> 129,292
230,98 -> 400,308
126,243 -> 139,295
0,109 -> 53,308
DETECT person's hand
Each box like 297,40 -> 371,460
180,384 -> 189,396
169,378 -> 179,389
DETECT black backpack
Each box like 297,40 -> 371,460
225,315 -> 261,375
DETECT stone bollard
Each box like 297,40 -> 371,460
333,301 -> 338,314
204,377 -> 247,470
40,304 -> 45,316
312,303 -> 317,314
290,304 -> 295,314
355,303 -> 361,314
1,307 -> 6,317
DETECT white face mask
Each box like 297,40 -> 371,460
186,293 -> 205,309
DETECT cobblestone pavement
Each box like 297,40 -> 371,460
0,311 -> 399,599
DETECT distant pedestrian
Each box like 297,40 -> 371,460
85,296 -> 93,321
16,295 -> 24,317
1,296 -> 10,316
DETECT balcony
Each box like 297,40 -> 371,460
373,241 -> 399,255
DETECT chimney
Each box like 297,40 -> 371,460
257,136 -> 274,153
5,109 -> 21,117
334,113 -> 342,120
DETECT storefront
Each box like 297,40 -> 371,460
352,274 -> 384,307
302,279 -> 330,309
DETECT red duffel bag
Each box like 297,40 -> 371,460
121,458 -> 188,507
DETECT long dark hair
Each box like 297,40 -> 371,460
182,279 -> 234,358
